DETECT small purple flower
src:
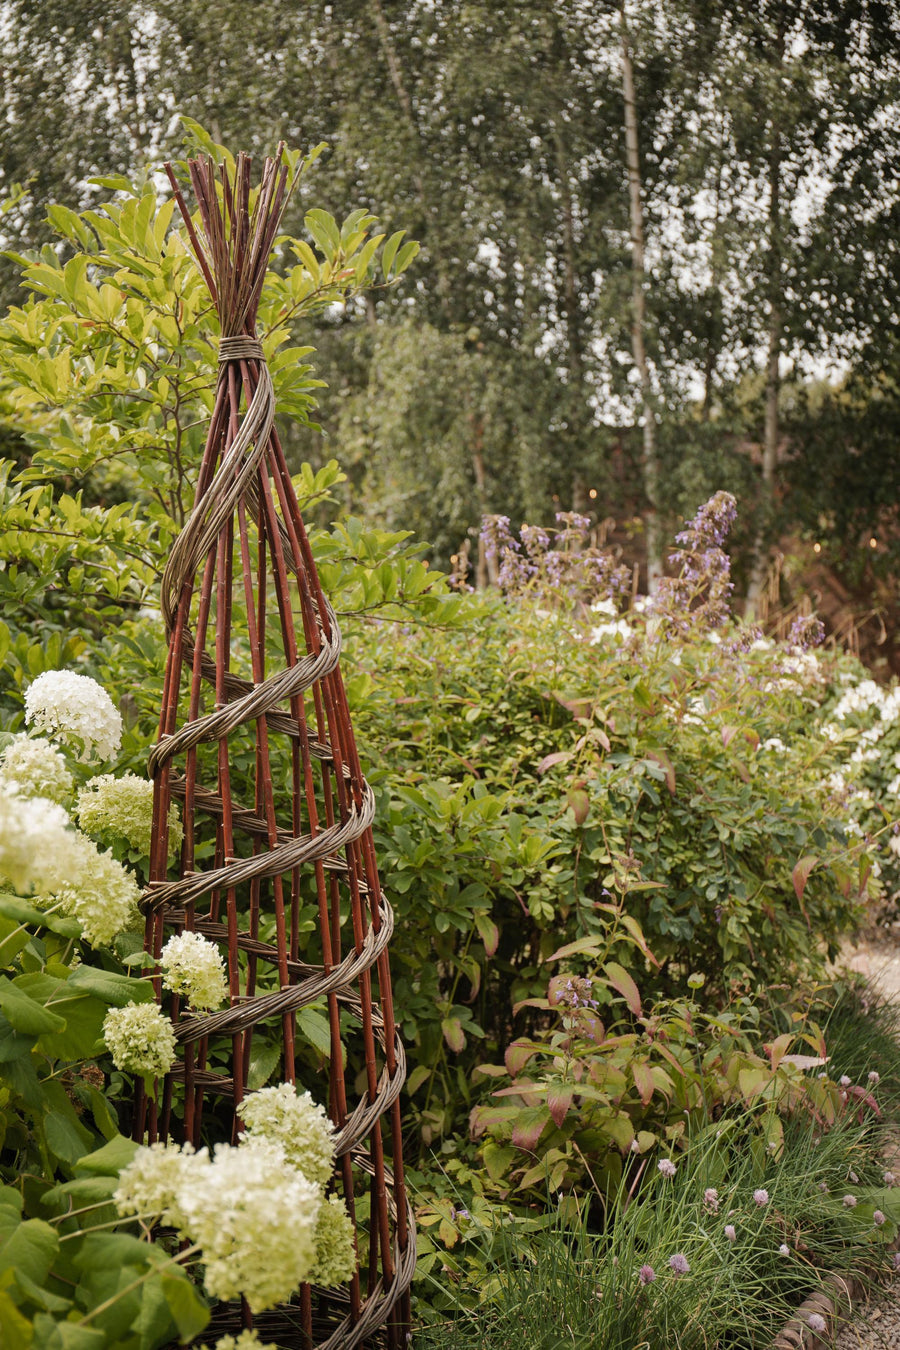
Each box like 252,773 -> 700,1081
724,1224 -> 736,1242
868,1071 -> 880,1085
884,1172 -> 896,1186
849,1172 -> 859,1184
818,1182 -> 828,1193
704,1187 -> 719,1212
555,511 -> 591,535
658,1159 -> 676,1178
787,614 -> 825,650
638,1264 -> 656,1285
668,1253 -> 690,1275
753,1189 -> 769,1208
807,1313 -> 827,1333
839,1075 -> 851,1088
874,1210 -> 886,1227
778,1243 -> 790,1257
630,1139 -> 640,1153
842,1195 -> 857,1208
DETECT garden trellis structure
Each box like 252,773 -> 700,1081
135,148 -> 414,1347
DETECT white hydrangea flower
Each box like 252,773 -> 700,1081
77,773 -> 183,858
308,1195 -> 357,1287
589,619 -> 632,644
177,1137 -> 321,1311
200,1336 -> 277,1350
115,1140 -> 205,1229
0,788 -> 72,894
0,735 -> 74,805
103,1001 -> 177,1076
160,931 -> 228,1011
25,670 -> 122,763
48,832 -> 141,945
236,1082 -> 335,1186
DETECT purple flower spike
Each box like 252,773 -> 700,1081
668,1253 -> 690,1275
787,614 -> 825,650
638,1264 -> 655,1285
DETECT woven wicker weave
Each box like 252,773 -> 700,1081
133,149 -> 414,1348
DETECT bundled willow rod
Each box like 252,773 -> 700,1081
136,148 -> 414,1348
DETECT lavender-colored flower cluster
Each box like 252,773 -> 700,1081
652,492 -> 737,637
676,491 -> 737,550
787,614 -> 826,651
479,513 -> 630,605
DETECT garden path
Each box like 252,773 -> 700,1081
831,937 -> 900,1348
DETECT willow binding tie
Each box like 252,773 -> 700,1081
137,148 -> 414,1348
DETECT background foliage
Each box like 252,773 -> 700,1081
1,1 -> 900,643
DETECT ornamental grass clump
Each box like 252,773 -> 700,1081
415,1107 -> 899,1350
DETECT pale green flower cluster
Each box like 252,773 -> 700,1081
115,1081 -> 357,1309
160,931 -> 228,1011
116,1136 -> 322,1311
0,735 -> 74,805
103,1001 -> 177,1076
200,1336 -> 277,1350
0,784 -> 140,945
236,1081 -> 335,1186
0,788 -> 72,894
77,773 -> 184,858
25,670 -> 122,763
309,1194 -> 357,1287
51,833 -> 141,945
113,1140 -> 198,1226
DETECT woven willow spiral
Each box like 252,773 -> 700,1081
135,150 -> 414,1348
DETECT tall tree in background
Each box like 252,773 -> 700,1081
620,2 -> 663,585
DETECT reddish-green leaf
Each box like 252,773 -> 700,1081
505,1039 -> 537,1077
546,1083 -> 575,1127
537,751 -> 571,775
567,787 -> 590,825
603,961 -> 641,1016
474,912 -> 499,958
511,1105 -> 551,1150
792,855 -> 819,903
441,1016 -> 466,1054
631,1059 -> 654,1105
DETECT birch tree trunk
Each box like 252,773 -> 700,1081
746,122 -> 783,615
620,6 -> 662,590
